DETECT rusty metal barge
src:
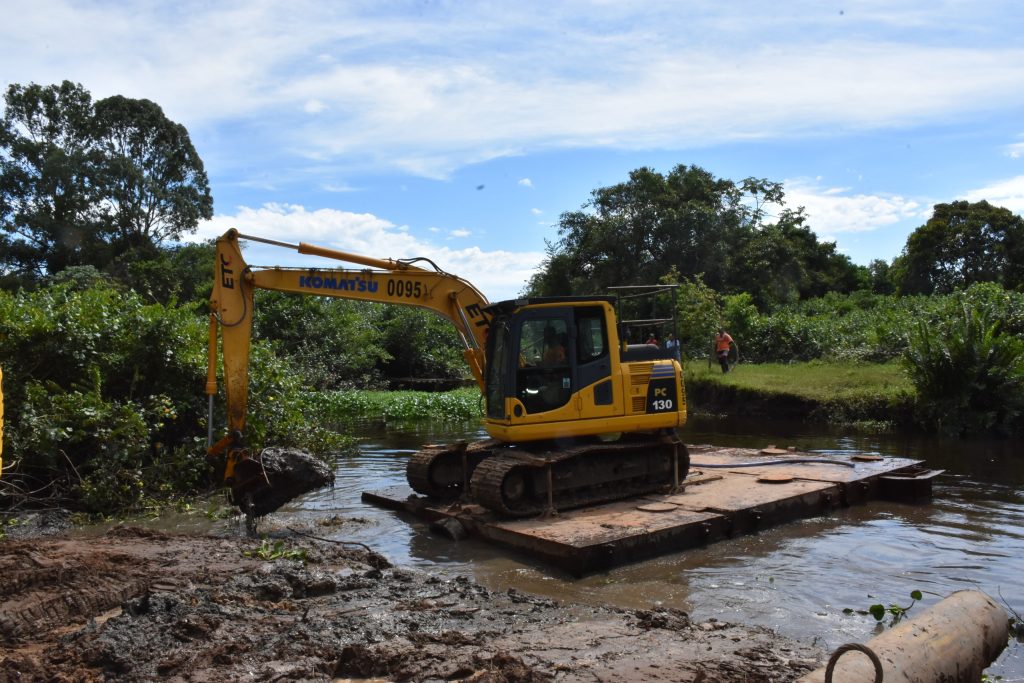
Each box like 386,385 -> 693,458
362,444 -> 941,576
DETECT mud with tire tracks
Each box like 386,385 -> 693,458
0,522 -> 824,682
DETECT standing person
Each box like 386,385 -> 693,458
664,333 -> 681,361
714,328 -> 734,373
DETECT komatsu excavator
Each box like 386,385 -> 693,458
206,229 -> 689,517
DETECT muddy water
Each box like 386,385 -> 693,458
214,416 -> 1024,675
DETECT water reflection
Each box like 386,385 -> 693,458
273,416 -> 1021,676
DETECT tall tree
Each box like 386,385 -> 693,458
527,164 -> 861,308
0,81 -> 212,284
528,165 -> 758,296
893,200 -> 1024,295
92,95 -> 212,250
0,81 -> 101,278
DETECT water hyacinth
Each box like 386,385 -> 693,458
303,388 -> 481,424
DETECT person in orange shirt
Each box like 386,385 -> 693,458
542,326 -> 566,365
714,328 -> 734,373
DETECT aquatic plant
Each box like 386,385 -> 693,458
306,388 -> 482,424
844,589 -> 922,627
243,538 -> 308,562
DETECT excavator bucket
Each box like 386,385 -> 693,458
228,448 -> 335,518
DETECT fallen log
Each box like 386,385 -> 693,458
798,589 -> 1009,683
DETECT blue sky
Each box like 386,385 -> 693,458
3,1 -> 1024,299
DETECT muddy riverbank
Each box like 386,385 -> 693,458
0,522 -> 823,682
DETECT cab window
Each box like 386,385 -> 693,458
516,316 -> 571,414
576,309 -> 607,363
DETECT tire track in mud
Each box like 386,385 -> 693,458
1,545 -> 150,642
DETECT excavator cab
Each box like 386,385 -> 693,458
481,297 -> 685,444
485,300 -> 611,419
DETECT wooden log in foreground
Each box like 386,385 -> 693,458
798,590 -> 1009,683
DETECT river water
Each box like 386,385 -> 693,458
213,415 -> 1023,677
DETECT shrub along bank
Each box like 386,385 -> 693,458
0,282 -> 352,514
1,278 -> 1021,516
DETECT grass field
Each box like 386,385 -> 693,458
684,360 -> 914,403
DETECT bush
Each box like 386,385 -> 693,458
902,298 -> 1024,435
0,282 -> 210,510
240,343 -> 356,455
0,281 -> 356,513
379,307 -> 469,381
253,293 -> 388,390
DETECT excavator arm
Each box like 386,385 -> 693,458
206,229 -> 491,502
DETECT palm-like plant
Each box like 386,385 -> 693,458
903,301 -> 1024,435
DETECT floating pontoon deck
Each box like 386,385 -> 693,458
362,445 -> 941,575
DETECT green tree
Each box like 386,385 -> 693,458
92,95 -> 212,249
0,81 -> 212,285
893,200 -> 1024,295
730,209 -> 863,309
0,81 -> 100,278
380,306 -> 468,381
527,165 -> 755,296
252,293 -> 388,390
660,268 -> 722,358
527,165 -> 861,308
867,258 -> 896,294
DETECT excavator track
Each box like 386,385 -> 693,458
406,440 -> 500,500
470,436 -> 688,516
407,434 -> 689,517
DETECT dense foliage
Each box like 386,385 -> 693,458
305,388 -> 480,425
0,81 -> 212,286
902,292 -> 1024,436
251,293 -> 469,390
0,281 -> 349,512
684,282 -> 1024,365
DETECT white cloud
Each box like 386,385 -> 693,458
1005,142 -> 1024,160
191,204 -> 542,299
961,175 -> 1024,214
531,208 -> 543,215
785,180 -> 927,236
519,178 -> 534,188
4,3 -> 1023,179
450,229 -> 471,238
303,99 -> 327,114
321,182 -> 358,193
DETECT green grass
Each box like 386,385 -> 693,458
684,360 -> 914,403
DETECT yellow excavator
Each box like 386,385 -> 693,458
206,229 -> 689,516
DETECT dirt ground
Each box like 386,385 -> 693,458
0,518 -> 824,682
